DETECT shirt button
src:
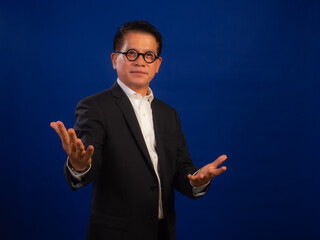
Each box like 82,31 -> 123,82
153,156 -> 157,159
143,113 -> 146,117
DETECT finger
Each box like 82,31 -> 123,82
212,166 -> 227,176
208,166 -> 215,174
50,122 -> 63,139
68,141 -> 77,161
198,173 -> 204,180
187,174 -> 194,181
57,121 -> 70,145
212,155 -> 227,168
50,122 -> 58,131
187,173 -> 201,181
187,174 -> 201,186
68,128 -> 77,144
75,139 -> 85,159
83,145 -> 94,163
190,172 -> 205,181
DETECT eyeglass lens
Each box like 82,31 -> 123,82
126,49 -> 156,63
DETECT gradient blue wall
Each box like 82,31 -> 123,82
1,0 -> 319,239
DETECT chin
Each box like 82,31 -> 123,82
130,78 -> 150,87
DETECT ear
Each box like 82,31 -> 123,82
111,53 -> 117,69
155,57 -> 162,73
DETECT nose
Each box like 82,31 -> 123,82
134,54 -> 146,66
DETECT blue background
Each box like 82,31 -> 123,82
1,0 -> 319,239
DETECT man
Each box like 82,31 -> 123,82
51,21 -> 227,240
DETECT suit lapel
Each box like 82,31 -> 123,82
151,99 -> 167,185
110,83 -> 158,179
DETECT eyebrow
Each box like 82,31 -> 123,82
125,48 -> 156,53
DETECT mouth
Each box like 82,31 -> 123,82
130,70 -> 147,75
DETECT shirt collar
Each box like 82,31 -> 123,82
117,78 -> 154,103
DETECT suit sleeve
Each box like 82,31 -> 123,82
173,110 -> 210,199
64,97 -> 106,191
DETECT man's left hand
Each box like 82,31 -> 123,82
187,155 -> 227,187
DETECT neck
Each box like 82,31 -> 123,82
124,83 -> 150,97
117,79 -> 151,97
131,86 -> 150,97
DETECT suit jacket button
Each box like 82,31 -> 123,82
152,215 -> 158,221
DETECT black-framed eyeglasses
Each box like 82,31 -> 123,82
116,49 -> 159,64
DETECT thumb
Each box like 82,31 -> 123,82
187,174 -> 194,181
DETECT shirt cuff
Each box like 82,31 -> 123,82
66,157 -> 91,181
190,170 -> 210,197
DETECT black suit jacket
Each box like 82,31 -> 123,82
64,82 -> 209,240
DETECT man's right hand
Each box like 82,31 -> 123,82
50,121 -> 94,172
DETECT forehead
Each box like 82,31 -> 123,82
121,32 -> 158,52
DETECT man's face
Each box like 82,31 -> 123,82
111,32 -> 162,93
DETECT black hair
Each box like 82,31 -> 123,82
113,20 -> 162,56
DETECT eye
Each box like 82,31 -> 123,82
145,51 -> 155,59
127,50 -> 137,57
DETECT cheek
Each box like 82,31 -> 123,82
117,62 -> 130,73
152,65 -> 160,74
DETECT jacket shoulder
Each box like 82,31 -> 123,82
152,98 -> 178,116
77,89 -> 113,105
152,97 -> 175,111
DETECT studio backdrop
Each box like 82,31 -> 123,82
1,0 -> 319,239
